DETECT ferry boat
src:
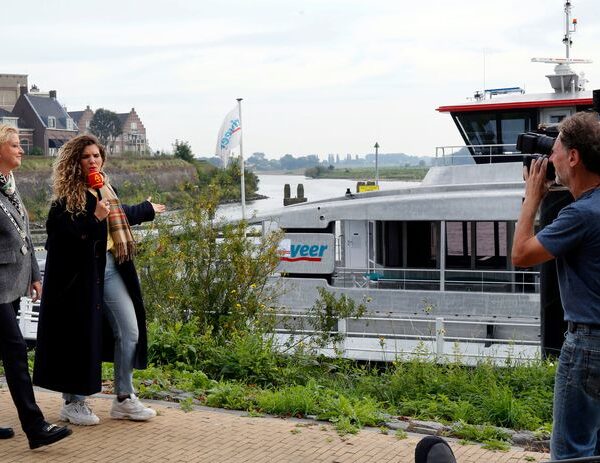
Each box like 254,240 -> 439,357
251,1 -> 595,364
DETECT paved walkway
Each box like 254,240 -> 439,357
0,389 -> 550,462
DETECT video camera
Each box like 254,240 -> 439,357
516,125 -> 559,181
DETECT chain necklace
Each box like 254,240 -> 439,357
0,198 -> 29,255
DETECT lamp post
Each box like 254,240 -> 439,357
374,142 -> 380,186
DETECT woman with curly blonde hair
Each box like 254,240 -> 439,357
34,134 -> 165,426
51,134 -> 107,214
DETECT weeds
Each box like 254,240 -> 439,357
395,429 -> 408,440
451,422 -> 512,443
481,440 -> 511,452
131,320 -> 556,443
179,397 -> 195,412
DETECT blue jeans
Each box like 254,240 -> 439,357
551,327 -> 600,459
64,252 -> 139,403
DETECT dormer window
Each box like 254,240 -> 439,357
67,118 -> 74,130
48,116 -> 56,128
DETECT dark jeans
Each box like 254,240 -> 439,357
551,328 -> 600,459
0,299 -> 45,435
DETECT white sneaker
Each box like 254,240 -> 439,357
59,401 -> 100,426
110,394 -> 157,421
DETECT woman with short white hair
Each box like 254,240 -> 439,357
0,124 -> 71,449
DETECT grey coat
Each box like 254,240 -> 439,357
0,187 -> 40,304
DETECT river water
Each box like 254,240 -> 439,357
217,174 -> 420,221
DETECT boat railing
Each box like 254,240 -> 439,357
18,297 -> 39,342
333,266 -> 539,294
273,311 -> 540,364
434,144 -> 520,166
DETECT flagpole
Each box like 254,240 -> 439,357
237,98 -> 246,220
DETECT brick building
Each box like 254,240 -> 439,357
11,88 -> 77,156
114,108 -> 148,154
67,106 -> 149,155
68,105 -> 94,135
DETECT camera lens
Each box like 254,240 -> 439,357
516,133 -> 556,156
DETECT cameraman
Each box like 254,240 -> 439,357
512,111 -> 600,460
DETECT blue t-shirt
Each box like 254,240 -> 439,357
537,188 -> 600,323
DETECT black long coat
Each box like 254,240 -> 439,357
33,191 -> 155,396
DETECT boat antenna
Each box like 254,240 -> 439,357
531,1 -> 591,93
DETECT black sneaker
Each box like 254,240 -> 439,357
415,436 -> 457,463
28,422 -> 72,450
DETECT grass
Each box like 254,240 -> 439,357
91,324 -> 558,444
306,166 -> 429,181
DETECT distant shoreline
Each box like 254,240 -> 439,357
254,166 -> 428,181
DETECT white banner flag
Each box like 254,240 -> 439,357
215,105 -> 241,165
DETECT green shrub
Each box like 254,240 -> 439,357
205,382 -> 256,410
257,382 -> 321,417
201,333 -> 282,387
137,191 -> 283,337
147,319 -> 209,367
283,288 -> 368,354
318,392 -> 382,428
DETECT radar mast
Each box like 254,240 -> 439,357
531,1 -> 591,93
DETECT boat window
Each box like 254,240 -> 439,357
452,110 -> 536,159
375,221 -> 438,269
500,112 -> 533,146
375,221 -> 384,266
445,221 -> 508,269
368,221 -> 375,267
446,221 -> 471,267
406,221 -> 438,268
456,113 -> 497,146
476,222 -> 507,268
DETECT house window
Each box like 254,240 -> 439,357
48,116 -> 56,128
131,122 -> 137,131
85,120 -> 90,129
0,117 -> 18,127
67,118 -> 74,130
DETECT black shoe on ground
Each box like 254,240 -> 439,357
415,436 -> 457,463
0,427 -> 14,439
28,423 -> 72,450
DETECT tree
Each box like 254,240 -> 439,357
173,140 -> 194,162
279,154 -> 297,170
89,108 -> 122,153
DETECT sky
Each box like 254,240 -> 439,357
5,0 -> 600,159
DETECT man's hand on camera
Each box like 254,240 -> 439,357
523,156 -> 551,205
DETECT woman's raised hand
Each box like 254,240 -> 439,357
146,196 -> 166,214
94,198 -> 111,221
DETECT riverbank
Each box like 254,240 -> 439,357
255,166 -> 429,181
17,155 -> 262,224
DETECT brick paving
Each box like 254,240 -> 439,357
0,389 -> 550,462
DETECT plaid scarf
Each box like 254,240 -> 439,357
0,171 -> 24,220
98,181 -> 135,264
